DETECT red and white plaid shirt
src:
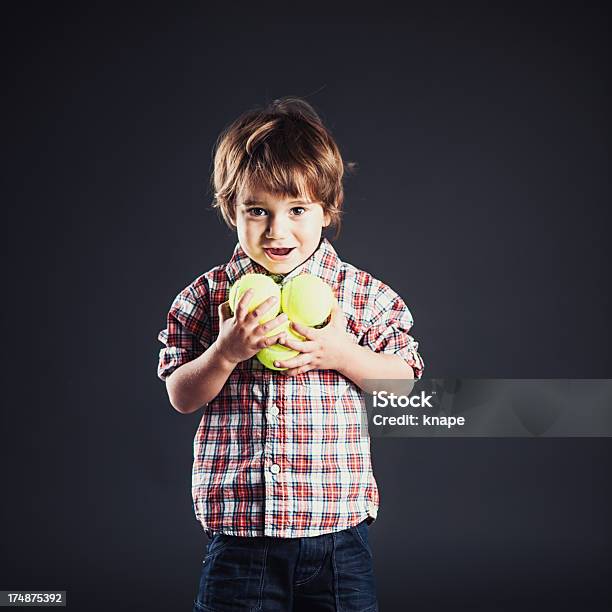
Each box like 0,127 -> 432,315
157,238 -> 424,538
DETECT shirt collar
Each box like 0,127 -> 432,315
225,237 -> 342,288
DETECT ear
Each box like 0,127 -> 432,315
322,211 -> 331,227
228,209 -> 238,228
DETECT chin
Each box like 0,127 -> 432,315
267,264 -> 291,274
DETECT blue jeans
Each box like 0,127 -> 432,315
193,520 -> 378,611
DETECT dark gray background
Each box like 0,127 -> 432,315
2,4 -> 610,611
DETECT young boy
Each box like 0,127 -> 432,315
157,97 -> 424,611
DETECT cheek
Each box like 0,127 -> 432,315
305,219 -> 325,236
238,220 -> 258,237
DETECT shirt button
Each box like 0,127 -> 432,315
269,404 -> 279,416
270,464 -> 281,475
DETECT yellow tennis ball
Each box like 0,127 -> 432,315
257,325 -> 306,371
229,273 -> 281,324
281,274 -> 333,327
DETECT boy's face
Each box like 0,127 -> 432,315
233,185 -> 331,274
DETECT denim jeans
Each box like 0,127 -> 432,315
192,520 -> 378,612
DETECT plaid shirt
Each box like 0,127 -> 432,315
157,238 -> 424,538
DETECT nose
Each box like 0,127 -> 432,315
265,214 -> 289,239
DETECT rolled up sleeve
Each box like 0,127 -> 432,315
360,284 -> 425,380
157,283 -> 211,381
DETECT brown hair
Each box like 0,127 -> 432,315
211,97 -> 356,240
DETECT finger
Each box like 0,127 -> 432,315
258,312 -> 288,335
235,289 -> 254,318
281,365 -> 314,377
274,353 -> 311,370
218,301 -> 232,321
280,335 -> 313,352
249,295 -> 280,322
290,321 -> 316,340
256,331 -> 287,350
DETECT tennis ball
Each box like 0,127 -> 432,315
281,274 -> 333,327
229,273 -> 281,324
257,325 -> 306,371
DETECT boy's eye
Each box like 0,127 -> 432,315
291,207 -> 306,215
247,207 -> 267,217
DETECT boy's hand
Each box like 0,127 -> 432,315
215,289 -> 288,365
275,298 -> 353,376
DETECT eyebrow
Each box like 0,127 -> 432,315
241,198 -> 309,207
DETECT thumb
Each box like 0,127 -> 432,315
218,300 -> 232,322
330,296 -> 345,320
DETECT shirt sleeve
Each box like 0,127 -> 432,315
157,281 -> 212,381
360,283 -> 425,380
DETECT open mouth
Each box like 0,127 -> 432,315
264,247 -> 295,260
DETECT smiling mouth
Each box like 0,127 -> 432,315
264,247 -> 295,259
